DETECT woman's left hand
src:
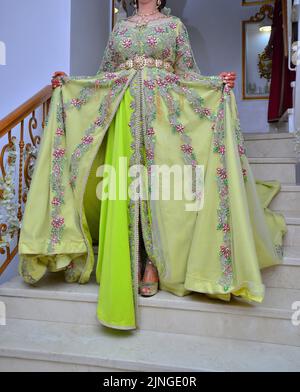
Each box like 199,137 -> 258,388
219,72 -> 237,89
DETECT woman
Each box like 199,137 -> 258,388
18,0 -> 286,330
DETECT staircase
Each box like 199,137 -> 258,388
0,132 -> 300,372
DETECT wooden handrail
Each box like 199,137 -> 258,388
0,85 -> 52,137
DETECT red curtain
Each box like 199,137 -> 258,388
268,0 -> 295,122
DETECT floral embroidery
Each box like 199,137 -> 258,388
169,22 -> 178,30
147,71 -> 201,197
176,35 -> 185,46
64,87 -> 97,111
69,75 -> 129,189
70,98 -> 84,109
144,80 -> 156,90
122,38 -> 133,48
162,48 -> 171,59
181,144 -> 193,154
48,102 -> 67,253
213,93 -> 233,292
147,36 -> 158,47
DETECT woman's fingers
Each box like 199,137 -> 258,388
51,72 -> 67,83
52,71 -> 66,78
51,71 -> 68,89
219,72 -> 237,89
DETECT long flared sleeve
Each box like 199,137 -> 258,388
96,22 -> 122,74
174,21 -> 202,78
175,20 -> 224,89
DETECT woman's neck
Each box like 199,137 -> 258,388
138,3 -> 159,16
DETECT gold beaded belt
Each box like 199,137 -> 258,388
119,55 -> 174,72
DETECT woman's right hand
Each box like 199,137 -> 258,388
51,71 -> 68,89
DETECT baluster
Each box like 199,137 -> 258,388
18,121 -> 25,222
0,85 -> 52,276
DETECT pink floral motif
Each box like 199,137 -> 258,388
56,128 -> 64,136
202,108 -> 212,117
169,22 -> 178,29
115,77 -> 128,85
217,168 -> 227,180
52,216 -> 65,229
162,48 -> 171,59
176,124 -> 185,134
53,148 -> 66,159
122,38 -> 132,48
218,109 -> 225,120
165,75 -> 179,84
51,197 -> 61,206
82,135 -> 94,145
176,35 -> 185,46
147,127 -> 155,136
71,98 -> 83,108
181,144 -> 193,154
144,80 -> 156,90
224,264 -> 233,276
157,79 -> 167,87
94,118 -> 103,127
186,58 -> 194,69
220,245 -> 231,260
223,224 -> 230,233
218,145 -> 226,155
238,145 -> 245,156
147,36 -> 158,47
146,150 -> 154,160
104,73 -> 116,80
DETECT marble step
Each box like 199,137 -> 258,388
249,158 -> 297,184
244,133 -> 297,159
282,211 -> 300,247
270,184 -> 300,212
1,272 -> 300,346
0,318 -> 299,372
262,246 -> 300,290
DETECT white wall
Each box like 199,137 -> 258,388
0,0 -> 72,119
70,0 -> 111,75
0,0 -> 111,283
172,0 -> 272,133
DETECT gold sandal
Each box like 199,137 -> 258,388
140,281 -> 159,297
140,260 -> 159,297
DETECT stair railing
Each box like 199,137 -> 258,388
0,86 -> 52,276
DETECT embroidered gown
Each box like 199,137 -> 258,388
18,15 -> 287,330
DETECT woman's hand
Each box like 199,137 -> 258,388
219,72 -> 237,89
51,71 -> 68,89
